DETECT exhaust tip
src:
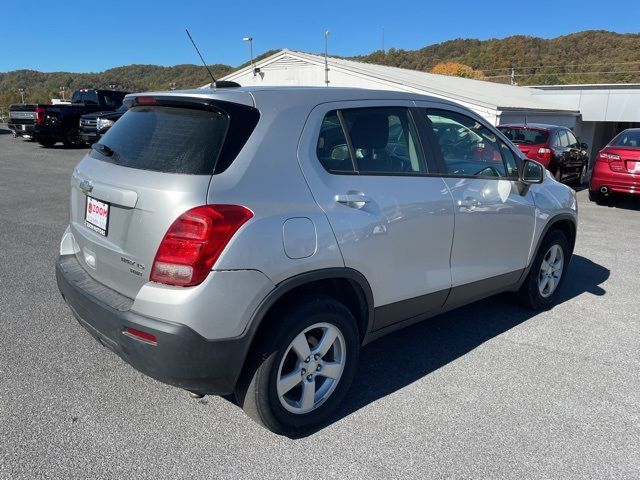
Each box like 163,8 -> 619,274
188,391 -> 205,399
600,186 -> 609,195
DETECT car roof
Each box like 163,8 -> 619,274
497,123 -> 564,131
124,86 -> 465,110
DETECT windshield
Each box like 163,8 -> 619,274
498,127 -> 549,145
609,129 -> 640,148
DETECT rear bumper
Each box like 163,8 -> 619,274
7,122 -> 35,135
55,254 -> 251,395
590,162 -> 640,195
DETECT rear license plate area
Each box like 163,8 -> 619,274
85,196 -> 110,236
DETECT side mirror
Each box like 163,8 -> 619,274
330,144 -> 350,162
580,142 -> 589,151
520,159 -> 544,184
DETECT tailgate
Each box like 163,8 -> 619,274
70,159 -> 211,299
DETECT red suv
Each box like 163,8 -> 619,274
498,123 -> 589,186
589,128 -> 640,203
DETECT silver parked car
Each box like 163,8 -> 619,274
56,87 -> 577,435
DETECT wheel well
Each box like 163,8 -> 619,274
549,219 -> 576,254
251,277 -> 369,347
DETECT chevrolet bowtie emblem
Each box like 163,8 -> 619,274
79,179 -> 94,194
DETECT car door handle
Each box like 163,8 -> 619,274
335,193 -> 372,209
458,197 -> 479,210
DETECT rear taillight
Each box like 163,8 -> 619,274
536,148 -> 552,160
35,107 -> 45,125
150,205 -> 253,287
597,152 -> 620,161
597,152 -> 625,172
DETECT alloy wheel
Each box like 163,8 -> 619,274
276,322 -> 346,415
538,244 -> 564,298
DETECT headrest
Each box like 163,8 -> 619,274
514,132 -> 525,141
349,113 -> 389,149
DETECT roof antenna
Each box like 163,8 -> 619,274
185,28 -> 217,89
524,114 -> 528,129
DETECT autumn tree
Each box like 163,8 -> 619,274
431,62 -> 485,79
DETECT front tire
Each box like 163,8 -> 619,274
236,296 -> 360,435
517,229 -> 569,310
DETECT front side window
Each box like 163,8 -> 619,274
425,109 -> 512,178
316,107 -> 427,175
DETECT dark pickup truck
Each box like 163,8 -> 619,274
79,104 -> 127,144
8,89 -> 128,147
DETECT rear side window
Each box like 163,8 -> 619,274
316,107 -> 427,175
498,127 -> 549,145
90,102 -> 259,174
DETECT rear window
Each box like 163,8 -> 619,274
498,127 -> 549,145
610,129 -> 640,148
90,102 -> 259,174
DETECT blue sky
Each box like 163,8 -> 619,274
3,0 -> 639,72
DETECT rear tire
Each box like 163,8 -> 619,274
517,229 -> 569,310
63,127 -> 84,148
37,138 -> 56,147
588,189 -> 606,205
235,296 -> 360,436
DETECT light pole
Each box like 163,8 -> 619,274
324,30 -> 330,86
243,36 -> 255,76
18,88 -> 25,104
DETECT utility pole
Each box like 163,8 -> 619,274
382,27 -> 385,53
18,88 -> 25,104
324,30 -> 330,86
243,36 -> 255,76
511,67 -> 516,86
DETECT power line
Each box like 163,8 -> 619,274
486,69 -> 640,79
480,60 -> 640,74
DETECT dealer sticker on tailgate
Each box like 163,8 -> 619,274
85,196 -> 110,236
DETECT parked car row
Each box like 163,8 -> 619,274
7,88 -> 127,147
498,123 -> 639,203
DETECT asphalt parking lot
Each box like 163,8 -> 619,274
0,128 -> 638,479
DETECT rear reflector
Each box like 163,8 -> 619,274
123,327 -> 157,345
150,204 -> 253,287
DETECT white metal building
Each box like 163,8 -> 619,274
214,49 -> 580,127
213,50 -> 640,164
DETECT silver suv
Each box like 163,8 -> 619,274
56,87 -> 577,435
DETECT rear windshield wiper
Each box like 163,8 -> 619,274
92,143 -> 115,157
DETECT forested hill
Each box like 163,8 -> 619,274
354,30 -> 640,85
2,31 -> 639,114
0,50 -> 279,112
